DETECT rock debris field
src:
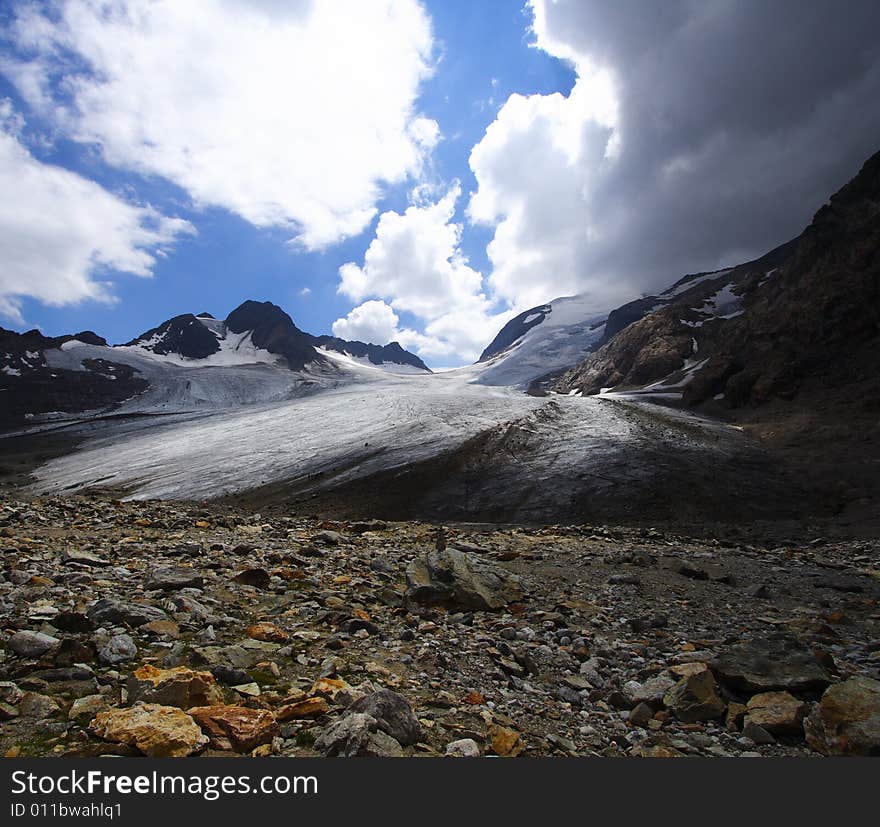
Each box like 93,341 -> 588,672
1,495 -> 879,758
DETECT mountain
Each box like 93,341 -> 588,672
0,300 -> 429,428
473,295 -> 609,389
470,267 -> 779,391
556,149 -> 880,409
0,327 -> 148,425
313,336 -> 429,373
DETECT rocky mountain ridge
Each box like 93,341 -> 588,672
0,300 -> 429,429
556,150 -> 880,408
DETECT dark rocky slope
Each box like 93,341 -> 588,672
557,150 -> 880,406
556,150 -> 880,527
0,328 -> 147,428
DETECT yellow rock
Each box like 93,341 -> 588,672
91,704 -> 208,757
488,723 -> 524,757
246,622 -> 290,643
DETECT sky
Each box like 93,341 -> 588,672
1,0 -> 879,367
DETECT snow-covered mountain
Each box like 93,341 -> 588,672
473,295 -> 609,390
470,270 -> 756,391
0,300 -> 429,428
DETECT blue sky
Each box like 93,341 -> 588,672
0,0 -> 575,363
2,1 -> 878,367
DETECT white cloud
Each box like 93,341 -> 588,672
335,183 -> 513,362
331,299 -> 400,345
467,43 -> 623,311
0,105 -> 193,325
4,0 -> 438,249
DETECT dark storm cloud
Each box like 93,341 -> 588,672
556,0 -> 880,286
472,0 -> 880,306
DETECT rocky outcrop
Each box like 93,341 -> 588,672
0,327 -> 147,428
479,304 -> 552,362
710,636 -> 831,694
224,300 -> 321,370
313,336 -> 430,372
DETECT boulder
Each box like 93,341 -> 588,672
445,738 -> 481,757
663,666 -> 726,722
68,695 -> 108,721
624,674 -> 676,707
61,550 -> 111,567
231,568 -> 271,590
277,697 -> 329,721
314,712 -> 404,757
187,705 -> 278,753
91,704 -> 208,757
745,691 -> 806,735
98,634 -> 137,665
144,567 -> 204,591
6,630 -> 60,658
19,692 -> 61,719
127,665 -> 223,708
488,723 -> 524,756
245,622 -> 289,643
87,598 -> 167,628
804,676 -> 880,756
347,690 -> 422,746
711,636 -> 831,693
405,548 -> 524,611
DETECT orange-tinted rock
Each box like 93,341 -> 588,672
245,622 -> 290,643
188,705 -> 278,753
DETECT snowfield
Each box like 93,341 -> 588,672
30,362 -> 753,513
474,293 -> 609,388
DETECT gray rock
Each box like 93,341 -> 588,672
6,630 -> 60,658
445,738 -> 481,757
743,721 -> 776,745
144,567 -> 204,591
405,548 -> 524,611
87,598 -> 167,628
711,635 -> 831,693
628,702 -> 655,727
98,634 -> 137,664
314,712 -> 404,757
625,674 -> 676,706
347,689 -> 423,746
61,550 -> 111,567
19,692 -> 61,719
313,530 -> 343,546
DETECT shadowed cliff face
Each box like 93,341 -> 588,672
224,300 -> 321,371
556,150 -> 880,409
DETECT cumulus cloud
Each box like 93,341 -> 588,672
469,0 -> 880,309
0,103 -> 193,325
335,183 -> 513,360
3,0 -> 438,249
331,299 -> 400,345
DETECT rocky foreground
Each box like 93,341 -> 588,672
1,495 -> 879,758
